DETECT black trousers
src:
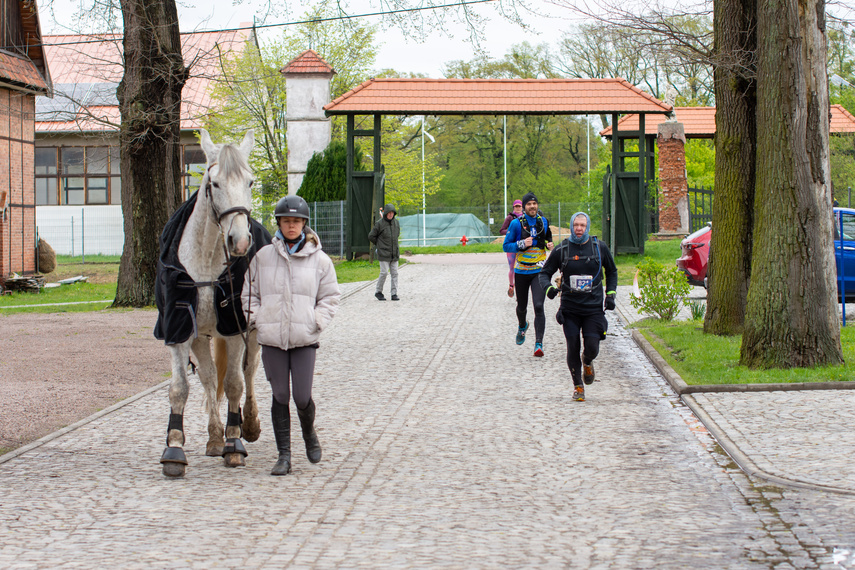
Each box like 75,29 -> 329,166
514,272 -> 545,343
561,312 -> 605,386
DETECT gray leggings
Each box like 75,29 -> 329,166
260,345 -> 316,409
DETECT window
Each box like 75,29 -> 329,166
36,143 -> 202,205
840,213 -> 855,241
35,148 -> 58,205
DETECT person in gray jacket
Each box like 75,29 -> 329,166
242,195 -> 340,475
368,203 -> 401,301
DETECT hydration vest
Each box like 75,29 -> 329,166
519,214 -> 547,249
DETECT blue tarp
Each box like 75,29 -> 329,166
398,213 -> 491,247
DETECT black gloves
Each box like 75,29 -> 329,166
546,286 -> 558,300
605,294 -> 616,311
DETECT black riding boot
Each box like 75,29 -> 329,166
297,399 -> 322,464
270,399 -> 291,476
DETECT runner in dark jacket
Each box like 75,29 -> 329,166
539,211 -> 617,402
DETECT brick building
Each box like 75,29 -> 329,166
0,0 -> 51,287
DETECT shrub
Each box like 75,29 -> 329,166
688,300 -> 706,321
630,257 -> 692,321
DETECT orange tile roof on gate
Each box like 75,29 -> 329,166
600,105 -> 855,137
324,78 -> 673,116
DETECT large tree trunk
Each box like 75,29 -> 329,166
704,0 -> 756,336
740,0 -> 843,367
113,0 -> 187,307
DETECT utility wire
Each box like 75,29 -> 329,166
40,0 -> 498,48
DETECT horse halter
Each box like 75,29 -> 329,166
204,162 -> 254,254
204,162 -> 252,224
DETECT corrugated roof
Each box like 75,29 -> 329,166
600,105 -> 855,137
280,49 -> 335,75
36,28 -> 251,133
324,78 -> 673,116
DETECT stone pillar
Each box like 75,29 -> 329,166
657,121 -> 689,234
282,50 -> 336,196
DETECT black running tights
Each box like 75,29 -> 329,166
561,314 -> 601,386
514,272 -> 545,343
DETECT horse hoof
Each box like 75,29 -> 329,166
223,452 -> 246,468
162,462 -> 186,477
242,418 -> 261,442
206,442 -> 224,457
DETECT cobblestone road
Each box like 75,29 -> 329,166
2,259 -> 854,568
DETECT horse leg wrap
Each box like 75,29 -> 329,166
227,408 -> 243,439
160,446 -> 188,465
223,438 -> 247,457
166,412 -> 185,446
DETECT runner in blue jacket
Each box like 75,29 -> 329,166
503,192 -> 553,357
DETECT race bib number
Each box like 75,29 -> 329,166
568,274 -> 593,293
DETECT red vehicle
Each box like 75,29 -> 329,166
676,223 -> 712,287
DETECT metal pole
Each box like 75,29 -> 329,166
849,186 -> 851,208
422,117 -> 426,247
71,216 -> 74,258
339,200 -> 344,257
587,115 -> 591,203
503,115 -> 507,214
81,208 -> 85,263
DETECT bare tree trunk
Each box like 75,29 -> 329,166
740,0 -> 843,367
704,0 -> 756,336
113,0 -> 187,307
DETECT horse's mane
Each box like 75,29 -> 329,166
216,144 -> 251,179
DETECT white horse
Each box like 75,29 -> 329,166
158,129 -> 262,478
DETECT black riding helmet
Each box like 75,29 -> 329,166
274,195 -> 310,220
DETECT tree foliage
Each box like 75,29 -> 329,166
297,141 -> 364,202
203,6 -> 379,218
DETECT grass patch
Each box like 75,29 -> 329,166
637,320 -> 855,384
0,282 -> 117,314
613,238 -> 683,286
333,259 -> 393,283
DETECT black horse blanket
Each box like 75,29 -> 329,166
154,192 -> 272,345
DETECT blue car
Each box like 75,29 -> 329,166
834,207 -> 855,301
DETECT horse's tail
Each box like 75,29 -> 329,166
213,337 -> 227,403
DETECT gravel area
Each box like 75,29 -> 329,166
0,309 -> 169,452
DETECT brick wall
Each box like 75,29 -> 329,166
0,87 -> 37,286
657,122 -> 689,234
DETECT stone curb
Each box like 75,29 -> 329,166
629,327 -> 855,495
0,380 -> 170,465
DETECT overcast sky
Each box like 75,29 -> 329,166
40,0 -> 577,77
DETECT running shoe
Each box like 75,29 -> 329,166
534,342 -> 544,357
391,295 -> 400,301
375,291 -> 386,301
573,385 -> 585,402
583,363 -> 596,385
515,322 -> 529,345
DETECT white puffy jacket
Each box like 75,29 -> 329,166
241,228 -> 340,350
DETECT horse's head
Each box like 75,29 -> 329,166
200,129 -> 255,257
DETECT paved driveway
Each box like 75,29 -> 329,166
1,260 -> 854,568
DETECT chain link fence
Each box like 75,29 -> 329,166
33,200 -> 605,260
